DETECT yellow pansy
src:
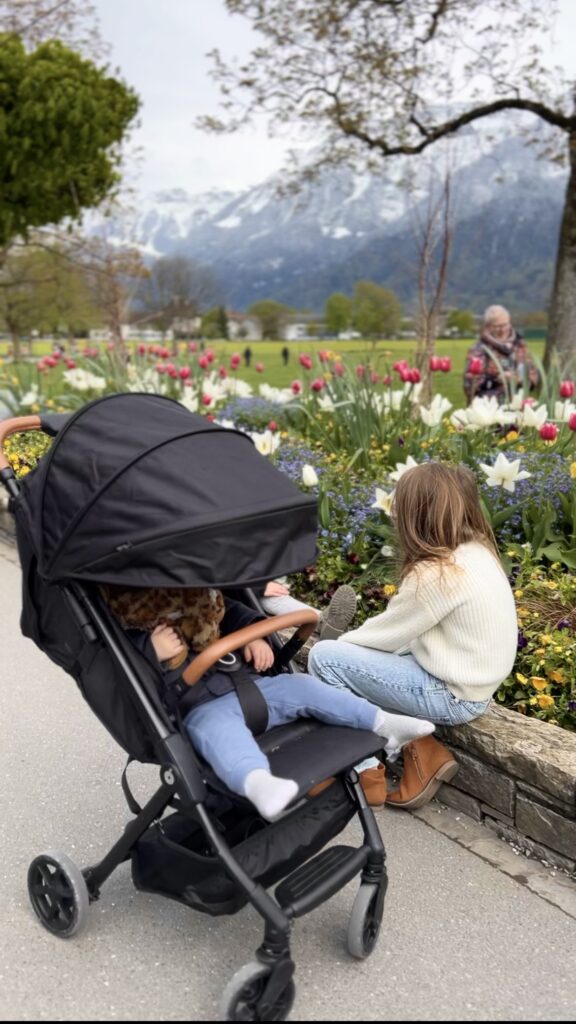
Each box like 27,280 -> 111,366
515,672 -> 528,684
514,590 -> 523,599
570,462 -> 576,480
539,634 -> 553,645
547,668 -> 566,684
537,694 -> 555,709
383,584 -> 396,597
530,677 -> 548,691
505,430 -> 519,441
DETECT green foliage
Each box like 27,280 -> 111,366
0,34 -> 139,245
351,281 -> 401,340
246,299 -> 294,339
324,292 -> 351,335
446,309 -> 476,336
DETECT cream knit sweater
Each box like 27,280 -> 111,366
340,541 -> 517,702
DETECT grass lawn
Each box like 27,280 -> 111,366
0,337 -> 545,408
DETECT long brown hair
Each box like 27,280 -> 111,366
393,462 -> 499,580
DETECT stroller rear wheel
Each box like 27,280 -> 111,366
347,882 -> 385,959
27,850 -> 90,938
220,961 -> 296,1022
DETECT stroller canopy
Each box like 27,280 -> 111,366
17,393 -> 318,587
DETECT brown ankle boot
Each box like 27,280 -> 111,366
308,777 -> 335,798
386,735 -> 458,810
359,764 -> 387,807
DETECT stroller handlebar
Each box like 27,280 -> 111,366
0,415 -> 42,472
182,609 -> 319,686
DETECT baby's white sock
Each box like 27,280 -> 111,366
244,769 -> 299,821
372,709 -> 435,761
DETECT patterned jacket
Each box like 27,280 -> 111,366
463,331 -> 540,404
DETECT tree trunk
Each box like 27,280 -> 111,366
545,131 -> 576,372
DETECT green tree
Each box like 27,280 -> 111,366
247,299 -> 293,339
202,304 -> 229,340
0,34 -> 139,246
351,281 -> 401,342
446,309 -> 476,337
325,292 -> 351,336
202,0 -> 575,369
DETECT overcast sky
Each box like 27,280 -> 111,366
96,0 -> 576,198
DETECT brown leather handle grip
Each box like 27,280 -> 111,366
0,415 -> 42,471
181,609 -> 318,686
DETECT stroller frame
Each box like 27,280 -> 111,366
1,409 -> 388,1022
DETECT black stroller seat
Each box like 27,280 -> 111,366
0,394 -> 389,1023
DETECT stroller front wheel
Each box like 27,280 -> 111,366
347,882 -> 384,959
27,850 -> 90,939
220,960 -> 296,1022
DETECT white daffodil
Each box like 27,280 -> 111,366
419,393 -> 452,427
372,488 -> 395,515
19,387 -> 40,407
520,403 -> 548,429
63,368 -> 107,391
479,453 -> 532,492
259,383 -> 294,404
317,393 -> 335,412
250,430 -> 281,456
301,464 -> 319,487
388,456 -> 419,483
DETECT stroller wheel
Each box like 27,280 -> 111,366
220,961 -> 296,1022
347,882 -> 384,959
27,850 -> 90,939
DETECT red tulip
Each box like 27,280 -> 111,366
201,394 -> 212,406
137,344 -> 146,356
155,363 -> 166,374
333,361 -> 345,377
568,412 -> 576,431
160,347 -> 170,359
291,380 -> 302,394
468,357 -> 483,375
44,357 -> 57,368
206,349 -> 215,363
382,374 -> 392,385
540,422 -> 558,441
356,364 -> 365,378
65,359 -> 76,369
198,355 -> 209,369
393,360 -> 408,373
268,420 -> 278,431
218,366 -> 228,379
255,362 -> 265,372
179,366 -> 191,379
371,372 -> 380,383
559,380 -> 575,398
188,342 -> 198,353
299,353 -> 313,370
230,353 -> 241,369
439,357 -> 452,372
311,376 -> 325,391
429,356 -> 442,371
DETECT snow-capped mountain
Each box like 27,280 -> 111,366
95,113 -> 567,311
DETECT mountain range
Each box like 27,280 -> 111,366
103,114 -> 567,313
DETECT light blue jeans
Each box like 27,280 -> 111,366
307,640 -> 490,770
184,672 -> 378,795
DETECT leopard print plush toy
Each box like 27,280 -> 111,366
102,585 -> 226,669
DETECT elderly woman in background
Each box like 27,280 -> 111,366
463,304 -> 540,404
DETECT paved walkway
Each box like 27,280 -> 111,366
0,541 -> 575,1021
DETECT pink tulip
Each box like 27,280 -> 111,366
429,356 -> 442,371
268,420 -> 278,432
333,362 -> 345,377
65,359 -> 76,369
559,380 -> 575,398
291,380 -> 302,394
568,412 -> 576,431
206,349 -> 215,363
202,394 -> 212,406
299,353 -> 313,370
393,360 -> 408,373
137,344 -> 146,356
198,355 -> 209,369
356,364 -> 365,378
155,363 -> 166,375
540,422 -> 558,441
439,357 -> 452,372
179,366 -> 191,379
371,372 -> 380,384
230,353 -> 241,369
218,366 -> 228,379
188,342 -> 198,353
255,362 -> 265,372
311,377 -> 325,392
468,357 -> 483,375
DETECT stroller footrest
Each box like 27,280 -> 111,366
275,844 -> 369,918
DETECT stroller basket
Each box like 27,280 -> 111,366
133,779 -> 355,916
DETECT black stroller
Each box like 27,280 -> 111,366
0,393 -> 388,1022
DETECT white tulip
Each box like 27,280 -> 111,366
251,430 -> 281,456
419,394 -> 452,427
521,403 -> 548,429
554,400 -> 576,423
479,453 -> 531,492
372,487 -> 395,515
380,544 -> 395,557
388,456 -> 419,482
301,464 -> 319,487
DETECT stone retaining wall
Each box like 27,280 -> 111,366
2,506 -> 575,876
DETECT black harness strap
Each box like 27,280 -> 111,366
218,653 -> 269,737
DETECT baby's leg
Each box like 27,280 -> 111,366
258,674 -> 434,758
184,693 -> 297,820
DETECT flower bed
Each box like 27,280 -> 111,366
1,342 -> 575,730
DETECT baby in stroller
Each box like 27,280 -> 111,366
104,583 -> 435,820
